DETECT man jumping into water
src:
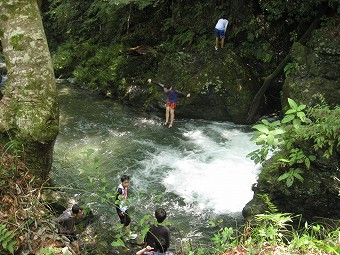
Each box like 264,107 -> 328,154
148,79 -> 190,128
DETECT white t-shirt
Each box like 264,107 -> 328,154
215,19 -> 229,31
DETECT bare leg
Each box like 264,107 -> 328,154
165,106 -> 170,125
215,37 -> 219,49
221,36 -> 225,48
169,108 -> 175,128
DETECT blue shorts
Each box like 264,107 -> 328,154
215,28 -> 225,39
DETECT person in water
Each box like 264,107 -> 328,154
144,208 -> 170,253
148,79 -> 190,128
214,15 -> 229,50
55,204 -> 83,255
115,174 -> 137,239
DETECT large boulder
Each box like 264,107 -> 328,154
281,23 -> 340,109
244,22 -> 340,222
243,152 -> 340,222
154,49 -> 259,124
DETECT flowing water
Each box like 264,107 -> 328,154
52,82 -> 259,253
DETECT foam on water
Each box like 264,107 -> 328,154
134,121 -> 259,213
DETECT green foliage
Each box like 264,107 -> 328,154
211,226 -> 237,252
0,224 -> 16,254
277,168 -> 304,187
284,62 -> 299,77
290,222 -> 340,254
37,247 -> 64,255
253,212 -> 293,245
248,98 -> 339,188
186,205 -> 340,255
257,193 -> 278,213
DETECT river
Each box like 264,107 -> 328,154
52,82 -> 259,253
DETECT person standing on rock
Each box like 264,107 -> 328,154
56,204 -> 83,255
215,15 -> 229,50
147,79 -> 190,128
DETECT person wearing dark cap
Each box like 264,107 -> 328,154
56,204 -> 83,254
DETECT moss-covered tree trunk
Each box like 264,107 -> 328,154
0,1 -> 59,178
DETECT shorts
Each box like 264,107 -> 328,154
215,28 -> 225,39
166,100 -> 176,109
117,209 -> 131,227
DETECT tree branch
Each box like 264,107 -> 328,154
246,17 -> 322,123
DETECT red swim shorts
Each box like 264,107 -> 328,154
166,100 -> 177,109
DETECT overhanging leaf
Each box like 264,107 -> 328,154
253,124 -> 269,134
288,98 -> 298,110
282,114 -> 294,123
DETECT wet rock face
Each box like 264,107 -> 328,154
242,22 -> 340,222
281,24 -> 340,109
154,50 -> 259,124
243,147 -> 340,222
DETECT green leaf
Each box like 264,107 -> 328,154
111,238 -> 125,247
286,176 -> 294,187
270,120 -> 281,127
286,141 -> 292,150
253,124 -> 269,134
272,128 -> 285,136
278,158 -> 290,163
293,172 -> 304,182
288,98 -> 298,110
297,104 -> 306,111
282,114 -> 294,123
261,119 -> 270,125
305,158 -> 311,169
285,109 -> 296,114
267,134 -> 274,145
278,173 -> 290,181
7,240 -> 16,254
293,118 -> 301,128
256,134 -> 268,143
297,111 -> 306,120
309,155 -> 316,161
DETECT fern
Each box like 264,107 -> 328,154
257,194 -> 278,213
0,224 -> 17,254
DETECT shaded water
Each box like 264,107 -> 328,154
52,83 -> 259,253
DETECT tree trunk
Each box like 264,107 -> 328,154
246,17 -> 322,123
0,1 -> 59,178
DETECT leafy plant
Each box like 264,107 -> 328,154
284,62 -> 298,77
211,226 -> 237,252
0,224 -> 16,254
248,98 -> 339,188
277,168 -> 304,187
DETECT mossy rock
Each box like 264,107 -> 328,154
154,49 -> 259,124
244,151 -> 340,221
282,23 -> 340,109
